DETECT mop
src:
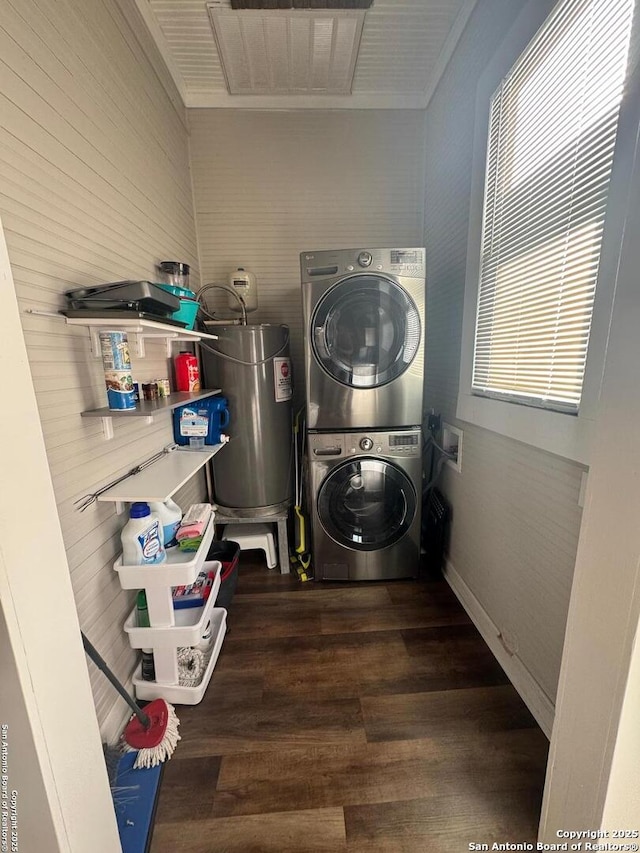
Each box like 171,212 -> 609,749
82,632 -> 180,769
292,408 -> 311,580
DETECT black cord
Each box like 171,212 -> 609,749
422,433 -> 454,497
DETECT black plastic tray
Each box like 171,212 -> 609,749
65,280 -> 180,314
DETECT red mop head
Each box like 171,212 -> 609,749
122,698 -> 181,769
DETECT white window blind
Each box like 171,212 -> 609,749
473,0 -> 635,413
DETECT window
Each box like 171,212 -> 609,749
458,0 -> 635,458
471,0 -> 634,415
456,0 -> 638,462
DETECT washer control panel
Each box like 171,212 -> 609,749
389,433 -> 420,449
310,431 -> 421,459
301,248 -> 425,280
386,432 -> 421,457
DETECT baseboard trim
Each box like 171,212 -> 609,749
101,689 -> 136,747
444,559 -> 555,738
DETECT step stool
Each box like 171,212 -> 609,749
215,509 -> 290,574
222,523 -> 278,570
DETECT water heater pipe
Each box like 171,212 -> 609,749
196,283 -> 247,325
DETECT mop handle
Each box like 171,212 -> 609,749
81,632 -> 150,729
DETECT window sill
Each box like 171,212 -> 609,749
456,391 -> 593,464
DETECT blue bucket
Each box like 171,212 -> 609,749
155,283 -> 200,330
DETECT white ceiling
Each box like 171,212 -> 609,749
134,0 -> 476,108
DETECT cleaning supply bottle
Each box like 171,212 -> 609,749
136,590 -> 150,627
121,502 -> 166,566
148,498 -> 182,549
141,650 -> 156,681
174,351 -> 200,392
136,591 -> 156,681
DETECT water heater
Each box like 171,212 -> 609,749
201,324 -> 292,512
227,268 -> 258,313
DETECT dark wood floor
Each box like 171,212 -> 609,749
151,557 -> 549,852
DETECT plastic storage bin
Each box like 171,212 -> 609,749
113,513 -> 215,626
131,608 -> 227,704
208,540 -> 240,609
124,562 -> 221,648
155,283 -> 199,330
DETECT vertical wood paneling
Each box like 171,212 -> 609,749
0,0 -> 202,739
188,108 -> 426,407
422,0 -> 585,703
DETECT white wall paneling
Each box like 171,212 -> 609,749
422,0 -> 585,709
0,0 -> 202,739
188,108 -> 426,408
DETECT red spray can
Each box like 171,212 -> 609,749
174,352 -> 200,392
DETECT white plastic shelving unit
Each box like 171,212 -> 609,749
115,513 -> 228,705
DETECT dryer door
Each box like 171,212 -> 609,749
311,275 -> 421,388
317,457 -> 417,551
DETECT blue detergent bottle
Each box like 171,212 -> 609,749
172,396 -> 230,446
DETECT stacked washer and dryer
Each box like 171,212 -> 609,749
301,248 -> 426,581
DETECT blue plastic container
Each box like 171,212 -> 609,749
173,396 -> 230,446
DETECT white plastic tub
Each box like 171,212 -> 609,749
113,513 -> 215,626
123,562 -> 221,648
132,608 -> 227,705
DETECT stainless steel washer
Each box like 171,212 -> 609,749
301,248 -> 425,430
309,428 -> 422,581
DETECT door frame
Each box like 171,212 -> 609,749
0,217 -> 120,852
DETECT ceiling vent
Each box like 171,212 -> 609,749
207,3 -> 367,95
229,1 -> 372,7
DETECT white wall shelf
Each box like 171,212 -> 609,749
98,446 -> 223,505
81,388 -> 222,439
82,389 -> 222,419
65,315 -> 219,357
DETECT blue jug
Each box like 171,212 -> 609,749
173,396 -> 230,446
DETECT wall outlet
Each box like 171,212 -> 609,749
442,423 -> 463,473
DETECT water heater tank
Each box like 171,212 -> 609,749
201,324 -> 293,512
227,268 -> 258,313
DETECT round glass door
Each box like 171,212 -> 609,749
317,458 -> 417,551
312,275 -> 421,388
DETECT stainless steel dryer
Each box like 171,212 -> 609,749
301,247 -> 425,430
309,428 -> 422,581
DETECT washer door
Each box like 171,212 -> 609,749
311,275 -> 421,388
317,457 -> 417,551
